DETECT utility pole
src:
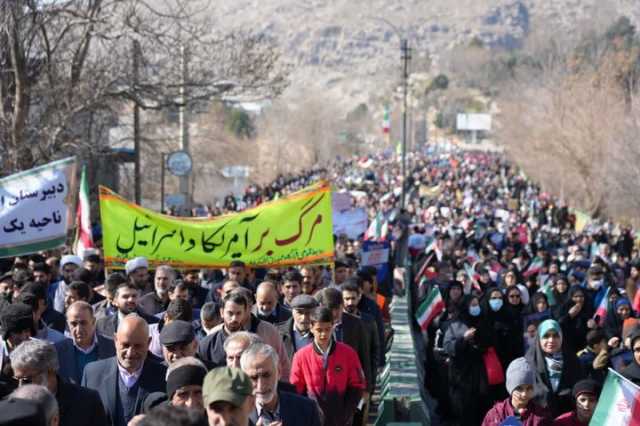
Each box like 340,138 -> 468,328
133,40 -> 141,204
401,38 -> 411,210
179,44 -> 190,210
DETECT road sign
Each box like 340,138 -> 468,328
166,151 -> 193,176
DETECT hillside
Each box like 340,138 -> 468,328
214,0 -> 640,108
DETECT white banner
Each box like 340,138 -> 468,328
333,207 -> 368,239
0,157 -> 77,257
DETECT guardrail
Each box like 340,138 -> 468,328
373,265 -> 432,425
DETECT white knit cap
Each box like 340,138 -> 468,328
125,256 -> 149,275
60,255 -> 82,268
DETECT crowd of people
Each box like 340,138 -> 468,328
407,151 -> 640,425
1,146 -> 640,426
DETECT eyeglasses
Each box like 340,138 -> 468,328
508,294 -> 521,299
13,376 -> 34,385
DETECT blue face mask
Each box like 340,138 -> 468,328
489,299 -> 503,312
469,305 -> 481,317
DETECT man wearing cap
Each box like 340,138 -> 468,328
482,357 -> 551,425
159,320 -> 214,369
253,282 -> 291,325
125,257 -> 151,294
241,343 -> 321,426
165,356 -> 208,412
552,379 -> 601,426
203,367 -> 255,426
55,301 -> 115,384
278,294 -> 318,360
52,255 -> 83,313
82,315 -> 166,426
9,384 -> 59,426
0,396 -> 49,426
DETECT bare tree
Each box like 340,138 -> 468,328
0,0 -> 288,174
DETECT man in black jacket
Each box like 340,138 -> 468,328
252,281 -> 291,325
96,282 -> 159,338
9,338 -> 107,426
82,314 -> 166,426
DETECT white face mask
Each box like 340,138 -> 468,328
469,305 -> 481,317
590,279 -> 603,290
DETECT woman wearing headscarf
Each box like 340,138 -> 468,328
621,327 -> 640,386
525,319 -> 585,418
603,298 -> 634,342
482,357 -> 552,425
482,287 -> 523,373
550,275 -> 570,315
556,286 -> 594,354
429,281 -> 465,419
443,295 -> 493,425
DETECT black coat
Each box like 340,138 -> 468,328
95,310 -> 159,339
556,287 -> 594,354
56,377 -> 108,426
81,357 -> 167,426
481,288 -> 523,368
337,312 -> 373,393
252,303 -> 292,325
248,390 -> 321,426
443,314 -> 492,425
55,334 -> 116,384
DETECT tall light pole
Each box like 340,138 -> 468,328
367,16 -> 411,209
401,38 -> 411,210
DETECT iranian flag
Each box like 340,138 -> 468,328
590,369 -> 640,425
382,106 -> 390,134
364,213 -> 389,241
523,257 -> 544,278
73,165 -> 94,257
593,286 -> 611,327
415,286 -> 444,331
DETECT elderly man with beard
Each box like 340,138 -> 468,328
278,295 -> 318,361
241,343 -> 320,426
52,255 -> 83,313
138,265 -> 175,316
253,282 -> 291,325
55,301 -> 115,384
82,315 -> 166,426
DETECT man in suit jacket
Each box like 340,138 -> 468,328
241,342 -> 321,426
82,315 -> 167,426
96,282 -> 158,338
9,338 -> 107,426
56,301 -> 116,384
278,294 -> 318,361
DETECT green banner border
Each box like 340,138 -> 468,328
0,236 -> 67,258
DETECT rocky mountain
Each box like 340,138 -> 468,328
214,0 -> 640,109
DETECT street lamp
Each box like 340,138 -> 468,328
367,16 -> 412,209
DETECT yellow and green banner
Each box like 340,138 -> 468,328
99,182 -> 334,269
